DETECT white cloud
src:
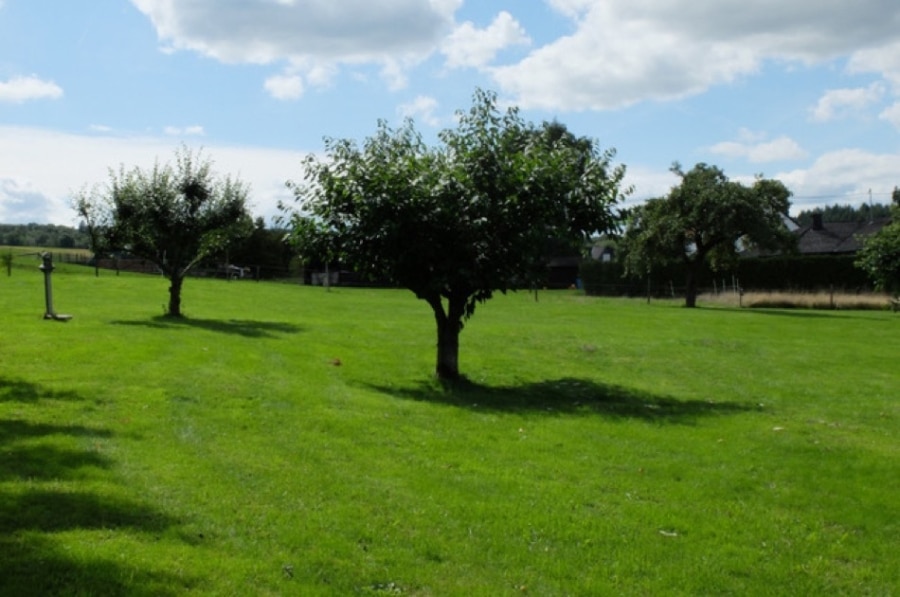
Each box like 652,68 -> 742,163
379,58 -> 412,91
848,40 -> 900,85
0,126 -> 304,225
491,1 -> 900,111
0,75 -> 63,103
130,0 -> 459,93
879,102 -> 900,130
710,133 -> 807,163
264,74 -> 304,100
621,165 -> 679,203
164,125 -> 205,137
776,148 -> 900,210
809,82 -> 885,122
398,95 -> 441,127
442,11 -> 530,69
546,0 -> 594,20
0,178 -> 58,224
625,147 -> 900,214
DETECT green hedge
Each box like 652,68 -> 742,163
735,254 -> 872,291
579,253 -> 875,296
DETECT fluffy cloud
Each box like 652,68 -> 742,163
0,178 -> 58,224
164,125 -> 205,137
625,147 -> 900,214
264,74 -> 305,101
397,95 -> 441,127
621,165 -> 680,203
0,75 -> 63,103
809,83 -> 885,122
0,126 -> 303,225
879,102 -> 900,130
711,131 -> 808,163
442,11 -> 530,69
491,0 -> 900,110
130,0 -> 460,94
848,40 -> 900,85
131,0 -> 458,63
776,148 -> 900,210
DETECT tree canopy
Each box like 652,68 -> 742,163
79,147 -> 253,316
621,163 -> 794,307
284,89 -> 628,379
855,202 -> 900,297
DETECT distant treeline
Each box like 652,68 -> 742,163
794,202 -> 893,226
0,219 -> 298,279
0,223 -> 90,248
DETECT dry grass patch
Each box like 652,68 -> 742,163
700,290 -> 893,310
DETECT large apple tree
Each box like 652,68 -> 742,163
285,90 -> 628,380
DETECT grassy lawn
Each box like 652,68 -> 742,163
1,257 -> 897,595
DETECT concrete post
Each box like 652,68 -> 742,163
40,252 -> 55,319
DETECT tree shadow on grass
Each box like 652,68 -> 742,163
369,377 -> 759,424
0,535 -> 197,597
111,316 -> 304,338
704,306 -> 889,321
0,376 -> 198,595
0,421 -> 112,481
0,377 -> 82,403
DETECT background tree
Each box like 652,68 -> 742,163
856,202 -> 900,298
73,185 -> 114,277
98,147 -> 252,316
1,251 -> 12,276
285,89 -> 628,380
795,202 -> 892,226
223,217 -> 295,280
622,163 -> 794,308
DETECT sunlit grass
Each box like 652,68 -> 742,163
1,263 -> 897,594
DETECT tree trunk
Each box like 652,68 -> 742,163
435,315 -> 460,380
168,273 -> 184,317
684,265 -> 697,308
426,292 -> 465,380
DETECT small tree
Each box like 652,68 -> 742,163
97,147 -> 253,316
1,251 -> 12,276
856,204 -> 900,299
285,89 -> 627,380
622,163 -> 794,307
73,185 -> 114,277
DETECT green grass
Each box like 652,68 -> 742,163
2,259 -> 898,595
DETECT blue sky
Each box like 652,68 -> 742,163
2,0 -> 900,225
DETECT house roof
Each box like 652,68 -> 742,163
795,218 -> 890,254
740,216 -> 891,258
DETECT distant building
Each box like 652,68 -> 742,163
794,212 -> 890,255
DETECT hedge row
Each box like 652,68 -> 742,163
579,254 -> 874,296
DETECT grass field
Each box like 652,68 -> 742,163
1,256 -> 898,595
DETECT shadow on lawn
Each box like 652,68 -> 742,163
371,377 -> 758,423
0,377 -> 82,403
111,315 -> 303,338
704,306 -> 889,321
0,376 -> 198,595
